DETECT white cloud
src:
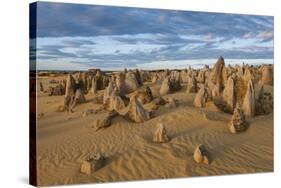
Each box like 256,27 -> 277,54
179,34 -> 223,43
37,35 -> 167,56
243,32 -> 253,39
37,59 -> 90,70
256,31 -> 274,40
203,33 -> 215,41
35,32 -> 273,70
213,36 -> 273,50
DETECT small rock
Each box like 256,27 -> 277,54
38,112 -> 44,118
56,105 -> 66,112
80,153 -> 105,174
82,111 -> 89,117
152,97 -> 166,105
82,109 -> 95,117
193,144 -> 210,164
153,123 -> 169,143
165,97 -> 177,108
92,111 -> 117,131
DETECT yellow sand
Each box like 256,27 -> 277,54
36,77 -> 273,186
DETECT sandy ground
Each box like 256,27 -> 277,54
36,77 -> 273,186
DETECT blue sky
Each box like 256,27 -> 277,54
33,2 -> 274,70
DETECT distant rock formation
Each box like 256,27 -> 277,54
47,83 -> 65,96
180,70 -> 189,83
169,71 -> 182,91
186,75 -> 198,93
134,69 -> 143,86
95,70 -> 106,90
197,69 -> 206,84
151,74 -> 159,83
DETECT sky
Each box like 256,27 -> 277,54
31,2 -> 274,70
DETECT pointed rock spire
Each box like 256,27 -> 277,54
126,96 -> 150,123
260,65 -> 273,85
222,75 -> 236,113
159,77 -> 171,95
228,105 -> 248,133
193,86 -> 210,108
65,74 -> 76,97
242,79 -> 255,117
209,56 -> 225,91
186,75 -> 198,93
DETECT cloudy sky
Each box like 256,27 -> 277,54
32,2 -> 274,70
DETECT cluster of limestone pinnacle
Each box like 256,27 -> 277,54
39,56 -> 273,172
